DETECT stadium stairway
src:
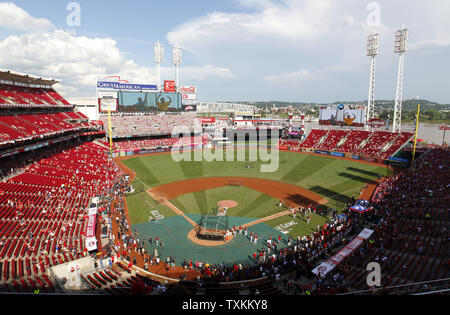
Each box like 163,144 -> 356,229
80,263 -> 162,295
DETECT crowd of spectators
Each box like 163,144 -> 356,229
100,113 -> 198,138
306,147 -> 449,294
112,135 -> 210,151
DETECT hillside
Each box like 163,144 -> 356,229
228,99 -> 450,111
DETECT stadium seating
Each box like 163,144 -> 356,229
113,136 -> 210,151
0,142 -> 126,289
100,113 -> 197,138
311,148 -> 450,295
279,139 -> 301,150
300,130 -> 329,149
0,113 -> 95,145
355,131 -> 399,158
0,84 -> 70,106
301,129 -> 413,159
319,130 -> 349,151
379,132 -> 414,159
335,130 -> 371,153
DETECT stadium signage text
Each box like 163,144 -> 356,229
314,150 -> 330,155
164,80 -> 176,92
330,151 -> 345,158
97,81 -> 157,91
179,86 -> 197,94
312,228 -> 374,277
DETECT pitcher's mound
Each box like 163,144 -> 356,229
217,200 -> 238,208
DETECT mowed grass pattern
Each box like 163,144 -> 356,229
126,192 -> 177,225
170,186 -> 282,218
123,150 -> 392,223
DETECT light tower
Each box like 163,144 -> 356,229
172,45 -> 182,92
154,41 -> 164,91
366,33 -> 380,126
393,27 -> 408,133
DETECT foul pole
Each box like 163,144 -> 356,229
107,103 -> 113,155
412,104 -> 420,162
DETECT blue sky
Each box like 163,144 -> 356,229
0,0 -> 449,104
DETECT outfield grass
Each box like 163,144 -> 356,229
123,150 -> 392,224
126,191 -> 177,225
264,212 -> 329,238
170,185 -> 283,218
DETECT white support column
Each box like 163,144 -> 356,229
393,27 -> 408,133
393,53 -> 405,133
154,41 -> 164,92
172,45 -> 182,92
366,33 -> 380,129
367,55 -> 376,122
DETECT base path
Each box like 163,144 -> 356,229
150,177 -> 328,207
147,189 -> 198,227
242,210 -> 292,228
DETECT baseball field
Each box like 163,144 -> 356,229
115,148 -> 391,265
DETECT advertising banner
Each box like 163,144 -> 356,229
164,80 -> 176,92
311,260 -> 336,277
312,228 -> 374,276
85,207 -> 98,252
97,81 -> 157,91
330,151 -> 345,158
315,150 -> 330,155
97,91 -> 118,99
85,237 -> 97,252
388,157 -> 409,163
99,98 -> 118,112
179,86 -> 197,94
182,93 -> 197,100
199,117 -> 216,124
330,228 -> 373,265
362,156 -> 375,162
182,104 -> 197,111
182,99 -> 197,106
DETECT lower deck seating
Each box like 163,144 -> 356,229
0,141 -> 126,291
301,129 -> 413,159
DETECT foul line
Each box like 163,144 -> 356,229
147,187 -> 293,231
146,189 -> 197,227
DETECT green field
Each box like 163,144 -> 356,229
122,149 -> 392,226
126,191 -> 177,224
170,185 -> 282,218
120,150 -> 392,265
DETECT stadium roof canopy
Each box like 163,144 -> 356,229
0,69 -> 60,86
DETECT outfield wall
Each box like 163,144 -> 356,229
111,142 -> 405,169
278,145 -> 409,166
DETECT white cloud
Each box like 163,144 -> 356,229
0,30 -> 133,95
177,65 -> 233,80
167,0 -> 450,60
263,64 -> 355,83
0,28 -> 231,98
167,0 -> 358,53
263,69 -> 310,81
0,2 -> 54,32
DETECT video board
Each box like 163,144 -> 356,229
319,106 -> 366,127
117,92 -> 183,112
